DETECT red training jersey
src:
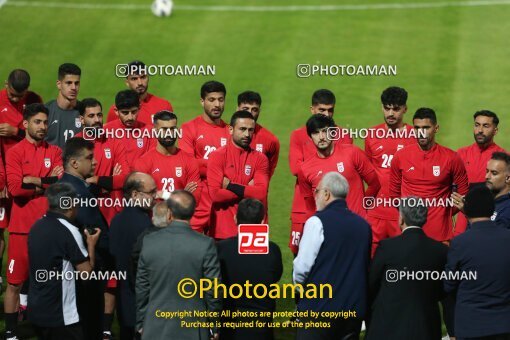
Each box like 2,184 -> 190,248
364,123 -> 416,220
133,147 -> 202,204
106,93 -> 172,127
454,142 -> 506,235
250,124 -> 280,179
0,89 -> 43,160
289,125 -> 353,223
298,143 -> 380,220
207,142 -> 269,239
103,119 -> 156,171
6,139 -> 62,233
0,156 -> 6,228
389,143 -> 469,241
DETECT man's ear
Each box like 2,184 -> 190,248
229,125 -> 234,136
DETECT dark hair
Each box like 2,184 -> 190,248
153,110 -> 177,124
77,98 -> 102,116
7,69 -> 30,93
306,114 -> 335,137
115,89 -> 140,110
58,63 -> 81,80
474,110 -> 499,126
237,91 -> 261,106
200,80 -> 226,99
23,103 -> 48,121
230,110 -> 255,127
236,198 -> 265,224
381,86 -> 408,106
126,60 -> 146,76
166,190 -> 196,220
123,172 -> 146,199
63,137 -> 94,167
46,183 -> 78,213
413,107 -> 437,125
491,152 -> 510,171
399,196 -> 428,227
311,89 -> 335,106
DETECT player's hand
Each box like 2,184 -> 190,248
50,165 -> 64,177
451,192 -> 465,212
222,177 -> 230,189
210,333 -> 219,340
248,179 -> 254,186
184,181 -> 198,193
155,190 -> 165,199
0,187 -> 8,199
84,228 -> 101,247
113,163 -> 122,176
86,176 -> 99,185
0,123 -> 18,137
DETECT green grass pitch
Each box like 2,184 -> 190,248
1,0 -> 509,338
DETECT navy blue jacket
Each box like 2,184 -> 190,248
297,199 -> 371,317
492,192 -> 510,229
444,220 -> 510,338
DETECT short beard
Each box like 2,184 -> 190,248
158,139 -> 176,147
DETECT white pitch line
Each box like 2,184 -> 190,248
4,0 -> 510,11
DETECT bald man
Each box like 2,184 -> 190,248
109,172 -> 157,340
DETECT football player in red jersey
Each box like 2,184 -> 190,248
365,87 -> 416,256
390,108 -> 469,242
237,91 -> 280,179
288,89 -> 352,254
106,60 -> 173,127
207,111 -> 269,239
180,81 -> 230,232
299,115 -> 380,221
4,104 -> 63,340
134,111 -> 201,205
455,110 -> 505,235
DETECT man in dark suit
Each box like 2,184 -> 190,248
136,190 -> 222,340
58,137 -> 110,340
366,197 -> 448,340
293,172 -> 371,340
444,186 -> 510,340
216,198 -> 283,340
109,172 -> 156,340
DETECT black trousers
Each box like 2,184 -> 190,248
296,317 -> 362,340
34,322 -> 84,340
458,334 -> 510,340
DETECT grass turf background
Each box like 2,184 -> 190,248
1,0 -> 509,338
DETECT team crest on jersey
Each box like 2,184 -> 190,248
44,158 -> 51,168
337,162 -> 345,173
75,118 -> 82,128
433,165 -> 440,177
221,138 -> 227,147
104,148 -> 111,159
176,167 -> 182,177
256,144 -> 263,153
245,165 -> 252,176
137,138 -> 144,148
397,144 -> 404,151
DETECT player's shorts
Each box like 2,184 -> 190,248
7,233 -> 29,285
366,215 -> 400,257
0,198 -> 11,229
289,222 -> 305,255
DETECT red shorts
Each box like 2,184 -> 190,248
289,222 -> 305,255
7,233 -> 29,285
367,215 -> 401,257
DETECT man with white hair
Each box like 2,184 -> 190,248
293,171 -> 371,340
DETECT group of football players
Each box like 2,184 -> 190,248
0,60 -> 509,339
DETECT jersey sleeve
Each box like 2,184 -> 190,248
6,148 -> 37,197
241,154 -> 269,201
0,156 -> 5,190
111,142 -> 131,190
133,154 -> 151,174
389,151 -> 402,198
185,156 -> 202,204
267,135 -> 280,179
106,105 -> 117,123
289,130 -> 304,176
207,151 -> 238,203
451,153 -> 469,196
353,146 -> 380,197
298,167 -> 316,217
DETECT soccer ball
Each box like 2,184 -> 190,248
151,0 -> 174,17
